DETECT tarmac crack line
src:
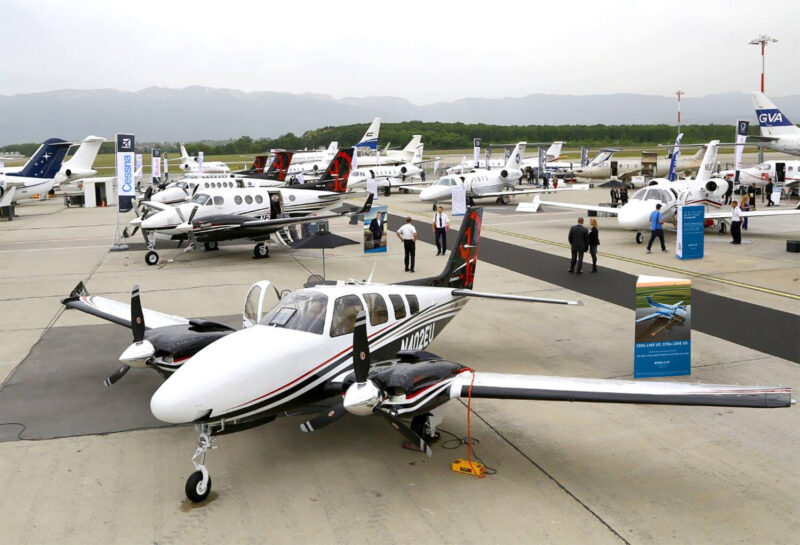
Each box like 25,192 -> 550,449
462,401 -> 631,545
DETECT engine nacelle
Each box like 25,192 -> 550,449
704,179 -> 728,200
400,166 -> 408,175
500,169 -> 509,179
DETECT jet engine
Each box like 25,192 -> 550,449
499,169 -> 509,179
704,179 -> 729,201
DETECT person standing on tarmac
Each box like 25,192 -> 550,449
765,180 -> 774,207
432,206 -> 449,256
396,217 -> 418,273
567,217 -> 589,274
730,200 -> 742,244
588,217 -> 600,273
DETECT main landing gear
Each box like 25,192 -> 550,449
253,242 -> 269,259
636,232 -> 643,244
186,425 -> 216,503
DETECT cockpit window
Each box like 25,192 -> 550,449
259,291 -> 328,335
631,188 -> 646,200
437,178 -> 453,186
190,193 -> 210,205
176,181 -> 187,189
757,163 -> 770,171
364,293 -> 388,325
329,294 -> 365,337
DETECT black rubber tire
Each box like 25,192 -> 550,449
432,203 -> 437,211
145,251 -> 159,266
185,471 -> 211,503
253,243 -> 269,259
635,232 -> 643,244
204,241 -> 218,251
384,187 -> 391,197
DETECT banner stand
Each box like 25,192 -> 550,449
110,212 -> 129,251
111,133 -> 135,251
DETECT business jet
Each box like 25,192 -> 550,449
519,140 -> 800,242
66,207 -> 793,502
0,138 -> 71,202
177,144 -> 231,173
748,92 -> 800,156
132,149 -> 360,264
447,142 -> 564,175
347,144 -> 427,195
354,135 -> 422,168
572,147 -> 705,185
286,141 -> 338,165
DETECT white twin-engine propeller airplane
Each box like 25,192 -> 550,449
62,208 -> 793,503
420,142 -> 589,209
518,140 -> 800,243
130,149 -> 360,265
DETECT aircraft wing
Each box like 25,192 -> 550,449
745,135 -> 780,143
634,312 -> 662,323
705,208 -> 800,220
517,195 -> 620,215
477,184 -> 591,200
61,282 -> 190,329
140,200 -> 170,213
452,372 -> 793,409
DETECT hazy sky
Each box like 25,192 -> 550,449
2,0 -> 798,102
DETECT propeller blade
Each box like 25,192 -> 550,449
104,364 -> 130,386
187,204 -> 200,224
143,186 -> 153,201
375,408 -> 432,457
175,206 -> 186,223
299,402 -> 347,432
191,183 -> 200,196
131,285 -> 145,343
353,311 -> 370,383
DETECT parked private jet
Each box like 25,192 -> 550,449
348,144 -> 426,194
177,144 -> 231,173
0,138 -> 71,201
354,134 -> 422,167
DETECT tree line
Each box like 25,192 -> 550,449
1,121 -> 764,156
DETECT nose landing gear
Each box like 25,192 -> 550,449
185,426 -> 216,503
636,232 -> 643,244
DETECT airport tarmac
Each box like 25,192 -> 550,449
0,192 -> 798,544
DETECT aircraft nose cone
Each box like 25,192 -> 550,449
150,380 -> 210,424
617,204 -> 647,229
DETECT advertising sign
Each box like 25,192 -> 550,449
365,178 -> 378,200
485,148 -> 492,170
734,120 -> 749,183
135,153 -> 143,179
151,149 -> 161,183
634,276 -> 691,378
363,205 -> 388,253
198,151 -> 204,173
538,146 -> 546,180
451,185 -> 467,216
668,132 -> 683,181
473,138 -> 481,167
163,154 -> 169,178
115,133 -> 135,212
676,205 -> 704,260
580,146 -> 589,167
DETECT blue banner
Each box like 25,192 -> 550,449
634,276 -> 691,378
676,205 -> 704,260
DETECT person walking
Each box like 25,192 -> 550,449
567,217 -> 589,274
432,206 -> 449,256
730,200 -> 742,244
747,184 -> 757,210
588,217 -> 600,272
723,181 -> 733,205
610,187 -> 618,205
646,203 -> 666,253
765,180 -> 774,207
396,217 -> 418,272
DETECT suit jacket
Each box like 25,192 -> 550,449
568,224 -> 589,251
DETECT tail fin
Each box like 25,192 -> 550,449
411,144 -> 424,165
588,149 -> 615,166
264,151 -> 293,181
400,207 -> 483,290
696,140 -> 719,183
180,144 -> 191,161
326,141 -> 338,154
8,138 -> 71,179
355,118 -> 380,150
504,142 -> 526,170
316,148 -> 354,192
545,141 -> 564,160
402,135 -> 422,153
754,92 -> 800,137
251,155 -> 268,174
66,136 -> 103,170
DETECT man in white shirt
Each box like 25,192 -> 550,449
396,216 -> 418,272
730,200 -> 742,245
432,206 -> 450,256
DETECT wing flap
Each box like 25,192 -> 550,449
453,372 -> 792,408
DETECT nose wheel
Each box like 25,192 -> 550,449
145,250 -> 160,266
186,427 -> 215,503
253,242 -> 270,259
635,232 -> 643,244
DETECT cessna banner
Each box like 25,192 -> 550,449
519,140 -> 800,242
64,208 -> 793,502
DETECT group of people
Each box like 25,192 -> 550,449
395,206 -> 451,273
567,217 -> 600,274
609,186 -> 628,205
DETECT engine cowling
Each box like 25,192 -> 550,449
704,179 -> 728,201
500,169 -> 509,179
400,166 -> 408,174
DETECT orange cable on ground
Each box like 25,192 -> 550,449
465,369 -> 485,479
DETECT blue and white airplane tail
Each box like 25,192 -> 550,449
7,138 -> 71,180
668,133 -> 683,182
504,142 -> 526,170
753,92 -> 800,137
696,140 -> 719,184
646,296 -> 667,309
355,117 -> 380,150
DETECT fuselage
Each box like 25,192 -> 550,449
348,164 -> 424,190
419,169 -> 522,202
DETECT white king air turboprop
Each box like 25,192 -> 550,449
518,140 -> 800,243
67,207 -> 792,502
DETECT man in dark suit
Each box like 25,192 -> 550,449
568,217 -> 590,274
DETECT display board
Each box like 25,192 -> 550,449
151,149 -> 161,183
115,133 -> 135,212
676,205 -> 704,260
363,205 -> 387,253
366,178 -> 378,200
451,185 -> 467,216
634,275 -> 691,378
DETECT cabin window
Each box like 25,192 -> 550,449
259,291 -> 328,335
389,294 -> 406,319
406,294 -> 420,315
245,195 -> 253,204
330,295 -> 365,337
256,195 -> 263,204
190,193 -> 210,205
213,196 -> 224,205
364,293 -> 388,325
234,196 -> 242,205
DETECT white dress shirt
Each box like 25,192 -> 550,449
731,206 -> 742,222
397,223 -> 417,240
433,212 -> 449,229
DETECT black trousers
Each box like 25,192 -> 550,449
731,220 -> 742,244
435,227 -> 447,254
647,229 -> 665,251
570,248 -> 584,272
403,240 -> 416,270
589,244 -> 598,269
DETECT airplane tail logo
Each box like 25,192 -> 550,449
753,92 -> 799,136
319,148 -> 354,192
355,117 -> 381,150
9,138 -> 71,179
264,151 -> 293,181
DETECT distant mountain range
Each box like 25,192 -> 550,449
1,86 -> 798,146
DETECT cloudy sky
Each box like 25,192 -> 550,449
2,0 -> 798,102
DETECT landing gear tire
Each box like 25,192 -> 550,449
203,241 -> 218,251
384,187 -> 391,197
185,470 -> 211,503
400,188 -> 409,194
432,202 -> 438,211
635,232 -> 643,244
145,250 -> 160,266
253,242 -> 269,259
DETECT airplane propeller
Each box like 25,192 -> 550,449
299,312 -> 432,456
106,285 -> 154,386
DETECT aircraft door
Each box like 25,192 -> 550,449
610,161 -> 618,177
641,152 -> 657,178
268,191 -> 283,219
243,281 -> 277,328
776,162 -> 785,182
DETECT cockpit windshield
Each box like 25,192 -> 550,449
176,181 -> 188,189
757,162 -> 771,171
258,291 -> 328,335
190,193 -> 211,205
631,188 -> 647,200
437,177 -> 454,186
